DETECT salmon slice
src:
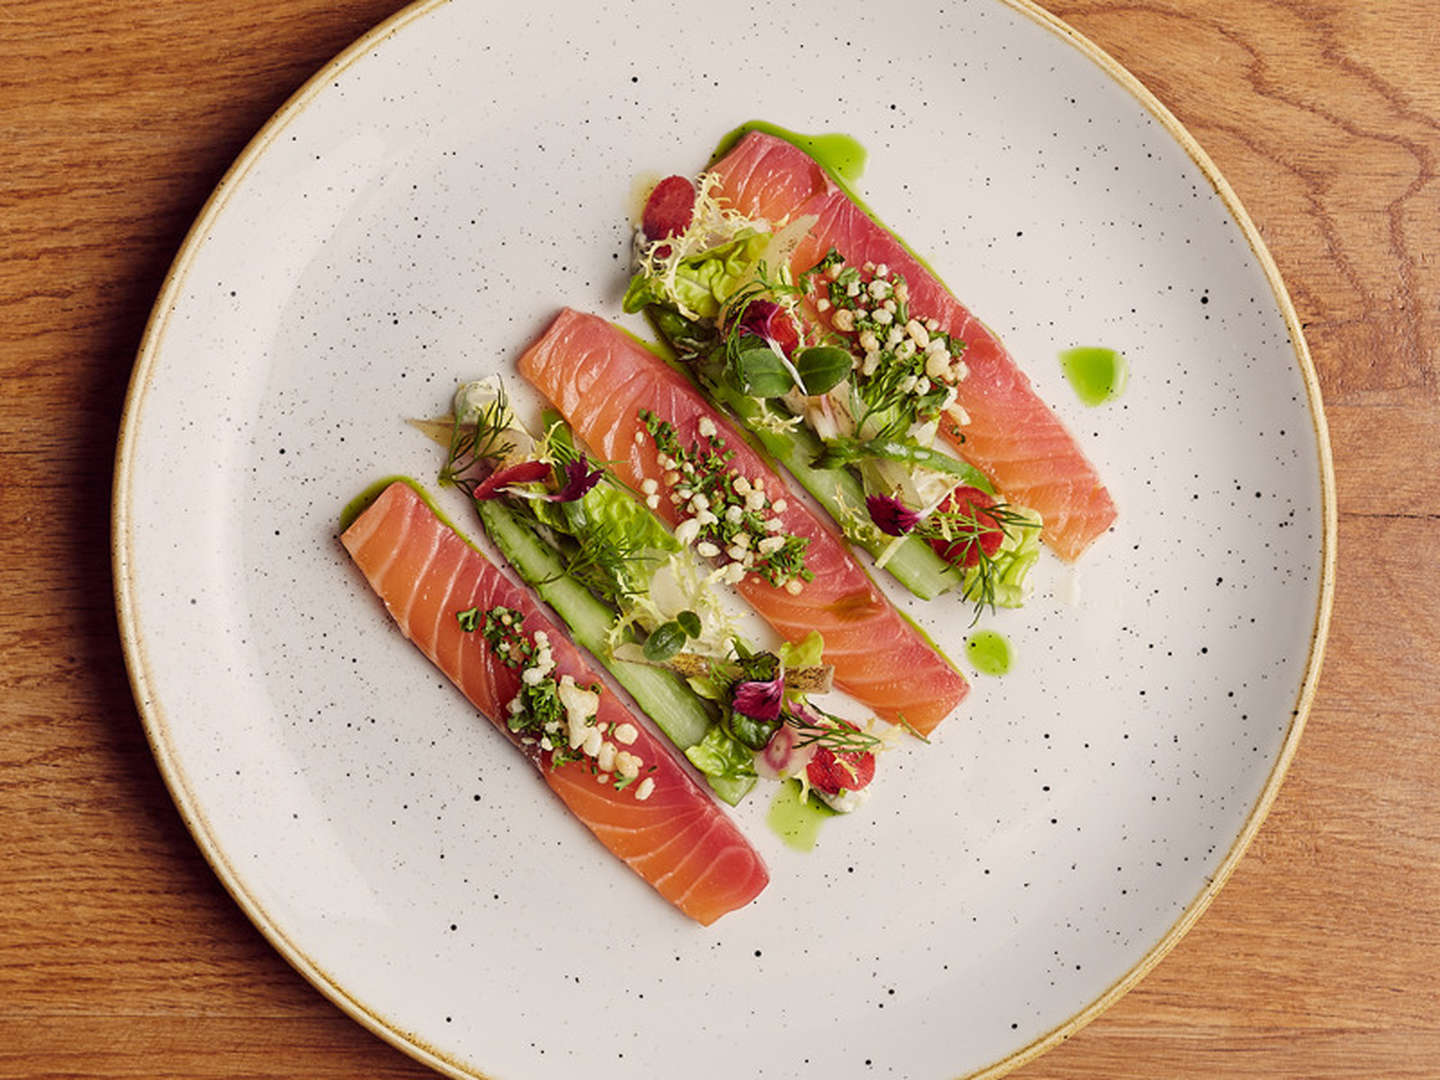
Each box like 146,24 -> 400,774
518,309 -> 967,736
709,131 -> 1117,561
342,480 -> 768,925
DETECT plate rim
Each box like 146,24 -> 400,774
110,1 -> 1337,1077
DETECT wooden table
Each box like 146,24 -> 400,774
4,1 -> 1436,1076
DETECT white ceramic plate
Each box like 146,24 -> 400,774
114,2 -> 1333,1077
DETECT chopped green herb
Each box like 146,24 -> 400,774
638,409 -> 812,588
478,606 -> 533,667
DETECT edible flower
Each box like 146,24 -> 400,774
865,493 -> 921,537
471,456 -> 605,504
736,299 -> 797,357
731,673 -> 784,722
473,460 -> 552,500
553,455 -> 604,503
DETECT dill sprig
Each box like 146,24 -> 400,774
787,704 -> 886,754
927,499 -> 1038,623
440,388 -> 659,606
552,527 -> 663,604
439,384 -> 514,499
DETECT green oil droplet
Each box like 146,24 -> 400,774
966,630 -> 1012,676
767,779 -> 835,852
1059,347 -> 1128,406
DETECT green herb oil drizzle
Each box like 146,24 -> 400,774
965,630 -> 1012,676
767,779 -> 835,852
1059,347 -> 1128,406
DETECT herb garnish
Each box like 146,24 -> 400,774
639,409 -> 811,589
440,384 -> 662,606
440,385 -> 515,501
787,703 -> 887,754
868,494 -> 1039,622
939,502 -> 1039,621
468,606 -> 584,767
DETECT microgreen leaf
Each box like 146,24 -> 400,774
643,621 -> 687,662
794,346 -> 852,395
731,345 -> 794,398
676,610 -> 703,638
728,710 -> 781,752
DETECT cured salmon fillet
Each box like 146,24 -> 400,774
342,480 -> 768,925
518,309 -> 968,736
709,131 -> 1117,561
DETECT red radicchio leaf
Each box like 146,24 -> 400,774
865,493 -> 921,537
732,675 -> 784,722
473,460 -> 552,500
551,456 -> 604,503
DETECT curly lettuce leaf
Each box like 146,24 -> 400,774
624,231 -> 769,320
685,724 -> 757,782
577,481 -> 678,557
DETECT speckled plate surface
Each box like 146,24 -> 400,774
114,1 -> 1333,1078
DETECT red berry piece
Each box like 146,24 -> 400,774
929,485 -> 1004,567
806,745 -> 876,795
642,175 -> 695,242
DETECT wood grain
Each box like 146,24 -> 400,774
2,0 -> 1436,1077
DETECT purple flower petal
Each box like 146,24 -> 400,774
473,460 -> 553,500
735,299 -> 803,361
865,493 -> 921,537
732,675 -> 784,722
738,299 -> 784,342
551,456 -> 604,503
